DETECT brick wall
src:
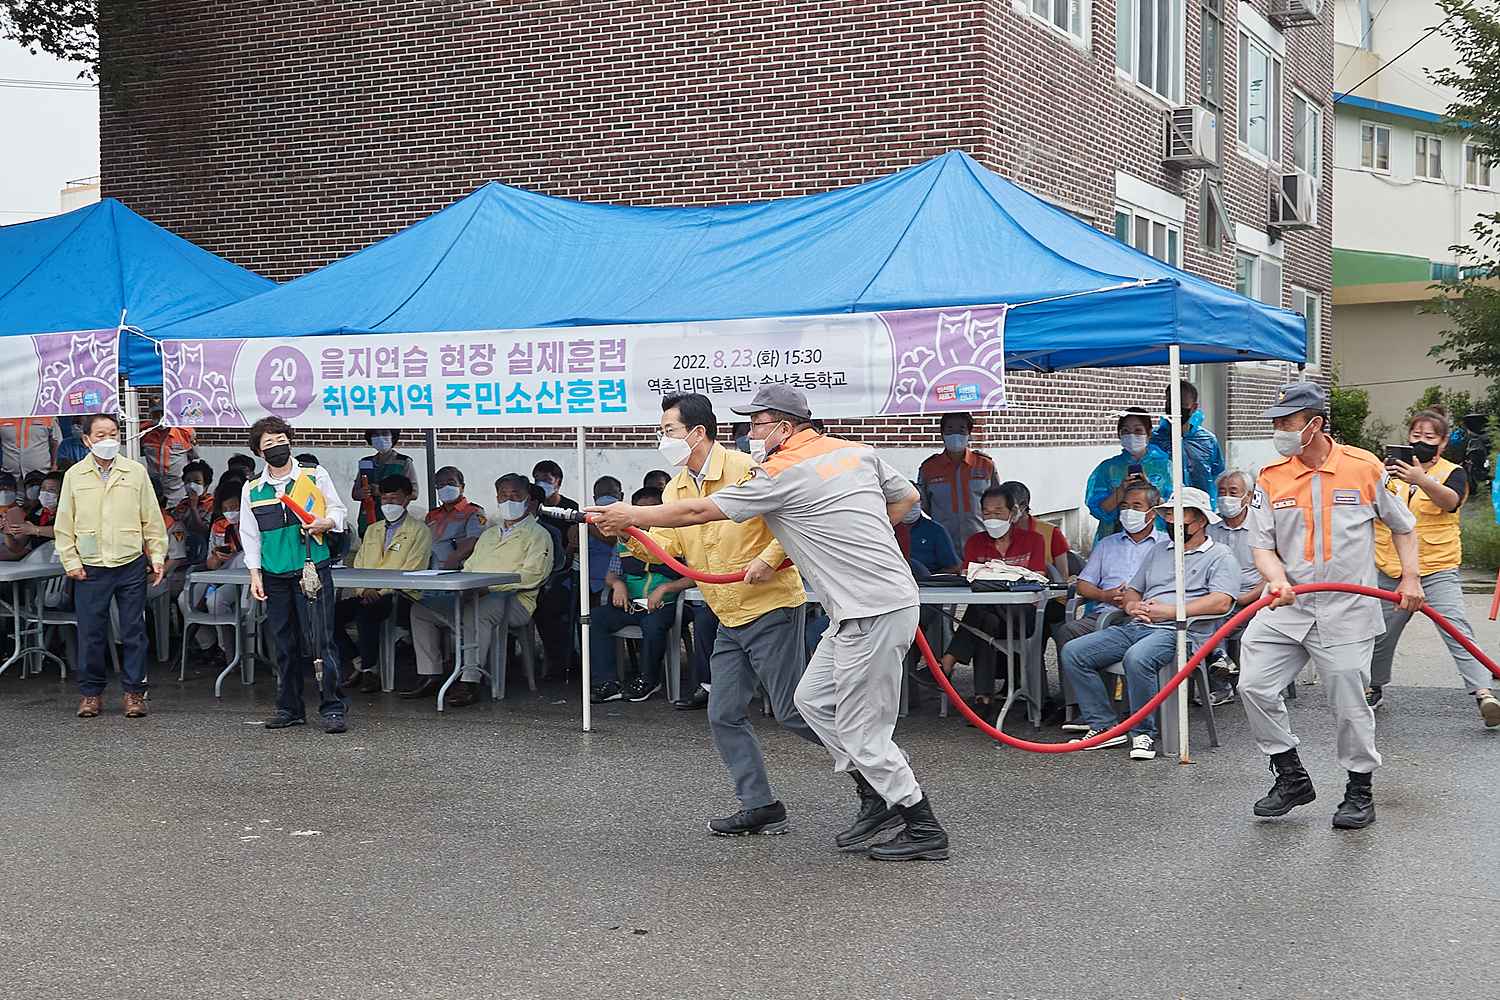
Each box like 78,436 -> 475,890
99,0 -> 1332,455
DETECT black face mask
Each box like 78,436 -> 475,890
262,444 -> 291,468
1411,441 -> 1440,464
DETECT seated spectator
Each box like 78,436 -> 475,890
21,469 -> 45,513
54,417 -> 89,471
938,482 -> 1053,724
1060,488 -> 1239,760
1055,483 -> 1166,653
1085,407 -> 1173,540
643,469 -> 672,493
0,473 -> 27,561
427,466 -> 487,569
177,476 -> 246,665
225,453 -> 258,480
336,474 -> 433,693
1204,469 -> 1267,706
173,459 -> 215,562
404,473 -> 554,707
1005,480 -> 1071,581
895,481 -> 961,577
533,459 -> 581,676
351,429 -> 418,536
589,487 -> 693,703
585,477 -> 625,604
5,470 -> 61,554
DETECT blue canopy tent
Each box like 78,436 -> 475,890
154,151 -> 1307,747
0,198 -> 276,386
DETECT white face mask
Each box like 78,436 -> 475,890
91,438 -> 121,462
370,434 -> 393,452
594,495 -> 621,506
657,432 -> 694,468
982,517 -> 1011,539
381,503 -> 406,523
943,433 -> 969,453
537,479 -> 560,498
436,484 -> 462,505
1218,495 -> 1244,519
187,482 -> 206,497
499,499 -> 529,522
1118,508 -> 1153,534
1119,432 -> 1148,457
224,510 -> 241,524
38,490 -> 58,511
749,421 -> 788,464
901,504 -> 923,525
1273,418 -> 1316,457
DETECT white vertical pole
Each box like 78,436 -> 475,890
122,377 -> 141,460
1169,345 -> 1190,763
577,425 -> 592,733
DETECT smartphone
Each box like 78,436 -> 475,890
1385,444 -> 1416,466
1127,462 -> 1143,477
358,458 -> 376,474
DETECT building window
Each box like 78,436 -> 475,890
1238,30 -> 1282,162
1415,133 -> 1444,180
1200,179 -> 1230,250
1117,0 -> 1183,103
1115,204 -> 1182,267
1028,0 -> 1087,41
1199,0 -> 1223,110
1291,285 -> 1321,369
1465,142 -> 1492,189
1291,91 -> 1321,179
1235,250 -> 1282,307
1360,121 -> 1391,172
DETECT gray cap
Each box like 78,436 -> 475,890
1262,381 -> 1326,420
730,384 -> 812,420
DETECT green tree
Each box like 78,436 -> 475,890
0,1 -> 143,95
1426,2 -> 1500,378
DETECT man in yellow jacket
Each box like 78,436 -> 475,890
334,473 -> 433,693
624,393 -> 820,838
53,413 -> 167,720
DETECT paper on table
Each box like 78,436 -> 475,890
405,570 -> 455,576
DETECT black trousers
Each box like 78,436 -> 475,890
75,556 -> 148,696
334,594 -> 411,676
264,566 -> 346,720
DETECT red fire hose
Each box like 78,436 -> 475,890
611,521 -> 1500,752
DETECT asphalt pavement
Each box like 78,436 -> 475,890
3,594 -> 1499,1000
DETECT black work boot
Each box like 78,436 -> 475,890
1253,748 -> 1317,817
708,801 -> 789,837
1332,771 -> 1376,830
868,796 -> 950,862
835,772 -> 903,851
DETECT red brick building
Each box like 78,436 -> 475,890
99,0 -> 1331,525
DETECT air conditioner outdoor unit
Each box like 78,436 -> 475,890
1270,0 -> 1322,28
1163,106 -> 1218,170
1269,171 -> 1317,230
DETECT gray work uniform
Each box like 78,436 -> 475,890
713,430 -> 924,809
1238,445 -> 1417,773
1207,519 -> 1262,593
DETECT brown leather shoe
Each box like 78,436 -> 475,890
122,692 -> 148,718
77,695 -> 102,718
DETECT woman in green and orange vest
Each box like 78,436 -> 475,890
1371,406 -> 1500,729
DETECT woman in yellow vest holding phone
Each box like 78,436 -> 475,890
1371,407 -> 1500,729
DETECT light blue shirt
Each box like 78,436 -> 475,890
1077,528 -> 1165,615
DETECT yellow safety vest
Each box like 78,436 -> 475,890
1374,455 -> 1464,577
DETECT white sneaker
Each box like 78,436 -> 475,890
1478,694 -> 1500,730
1129,734 -> 1157,761
1069,728 -> 1127,750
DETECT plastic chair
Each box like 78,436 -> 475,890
602,590 -> 689,703
180,578 -> 248,684
38,573 -> 120,679
487,620 -> 540,700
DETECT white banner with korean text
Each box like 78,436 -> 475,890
159,305 -> 1005,428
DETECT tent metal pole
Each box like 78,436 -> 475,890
122,378 -> 142,461
577,425 -> 592,733
424,429 -> 438,508
1169,344 -> 1190,764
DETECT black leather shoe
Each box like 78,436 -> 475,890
1253,748 -> 1317,817
708,801 -> 789,836
836,772 -> 903,851
869,796 -> 949,861
674,686 -> 710,711
263,711 -> 306,730
1332,771 -> 1376,830
398,678 -> 442,700
447,681 -> 479,708
359,671 -> 383,694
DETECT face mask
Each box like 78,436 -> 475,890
1119,433 -> 1148,457
262,443 -> 291,468
594,495 -> 621,506
38,490 -> 58,510
91,438 -> 121,462
735,435 -> 751,454
187,482 -> 206,497
901,504 -> 923,525
1118,508 -> 1152,533
537,479 -> 559,498
26,486 -> 40,502
1217,495 -> 1244,519
498,499 -> 529,521
1410,441 -> 1440,464
436,484 -> 462,505
749,422 -> 788,464
381,503 -> 406,522
658,432 -> 693,468
1272,418 -> 1315,458
370,434 -> 393,452
224,510 -> 241,525
0,492 -> 15,508
943,433 -> 969,453
982,517 -> 1011,539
